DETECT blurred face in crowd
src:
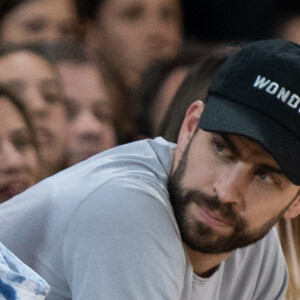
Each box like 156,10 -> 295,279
279,16 -> 300,46
151,66 -> 188,132
58,62 -> 118,166
0,0 -> 79,43
0,96 -> 39,203
0,51 -> 67,177
87,0 -> 183,89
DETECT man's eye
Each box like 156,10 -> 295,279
212,137 -> 227,154
214,141 -> 225,152
255,169 -> 281,188
256,169 -> 267,180
211,135 -> 234,160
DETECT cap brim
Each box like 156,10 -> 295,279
199,96 -> 300,185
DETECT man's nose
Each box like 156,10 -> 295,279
213,163 -> 248,211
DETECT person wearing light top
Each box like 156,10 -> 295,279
0,242 -> 50,300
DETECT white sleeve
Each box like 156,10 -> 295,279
62,178 -> 187,300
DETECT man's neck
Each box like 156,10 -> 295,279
186,246 -> 232,278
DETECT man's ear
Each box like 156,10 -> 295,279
177,100 -> 204,151
283,192 -> 300,219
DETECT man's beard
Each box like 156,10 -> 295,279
168,135 -> 286,254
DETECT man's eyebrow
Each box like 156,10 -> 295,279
259,164 -> 284,175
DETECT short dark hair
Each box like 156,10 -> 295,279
135,41 -> 215,137
158,43 -> 241,142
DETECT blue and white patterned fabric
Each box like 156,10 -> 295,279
0,242 -> 50,300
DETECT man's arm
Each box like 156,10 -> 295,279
62,178 -> 187,300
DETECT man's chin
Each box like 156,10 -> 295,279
181,234 -> 237,254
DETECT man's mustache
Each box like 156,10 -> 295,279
183,189 -> 245,226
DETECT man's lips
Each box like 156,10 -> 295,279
196,206 -> 233,228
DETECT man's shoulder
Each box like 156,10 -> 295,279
231,227 -> 282,263
68,173 -> 176,231
4,138 -> 173,206
56,137 -> 174,185
219,228 -> 287,299
225,227 -> 286,283
55,137 -> 173,195
35,137 -> 175,235
0,138 -> 175,230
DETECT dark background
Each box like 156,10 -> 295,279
182,0 -> 298,42
77,0 -> 300,42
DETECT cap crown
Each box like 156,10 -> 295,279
208,39 -> 300,139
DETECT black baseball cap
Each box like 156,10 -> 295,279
198,39 -> 300,185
